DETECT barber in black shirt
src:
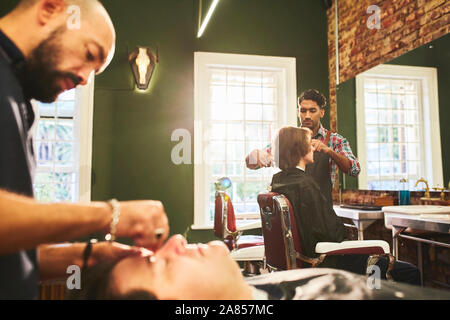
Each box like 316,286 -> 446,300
0,0 -> 169,299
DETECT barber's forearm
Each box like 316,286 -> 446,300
38,243 -> 86,282
327,150 -> 352,174
0,189 -> 110,255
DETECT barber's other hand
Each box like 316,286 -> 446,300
88,241 -> 151,267
311,139 -> 331,154
116,200 -> 169,251
245,149 -> 273,169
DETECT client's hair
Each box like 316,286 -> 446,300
65,261 -> 157,300
273,126 -> 312,170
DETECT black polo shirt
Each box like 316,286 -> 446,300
0,29 -> 38,299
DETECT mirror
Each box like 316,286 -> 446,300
336,34 -> 449,191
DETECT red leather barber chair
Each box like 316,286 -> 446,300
214,178 -> 265,274
257,192 -> 394,275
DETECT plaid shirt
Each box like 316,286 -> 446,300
313,124 -> 361,186
266,124 -> 360,186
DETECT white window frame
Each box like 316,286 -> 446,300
31,77 -> 95,203
356,64 -> 443,190
76,78 -> 95,203
193,52 -> 297,229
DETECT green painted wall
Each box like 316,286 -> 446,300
337,34 -> 450,189
1,0 -> 331,244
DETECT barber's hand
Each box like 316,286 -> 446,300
88,241 -> 152,267
311,139 -> 331,154
245,149 -> 273,169
116,200 -> 169,251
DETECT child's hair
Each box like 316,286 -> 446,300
273,126 -> 312,170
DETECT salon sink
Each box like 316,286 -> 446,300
382,205 -> 450,215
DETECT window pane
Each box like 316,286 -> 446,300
245,71 -> 262,87
55,142 -> 73,163
406,110 -> 418,124
210,85 -> 226,102
56,120 -> 74,141
380,143 -> 393,161
408,161 -> 420,176
244,181 -> 261,201
262,87 -> 277,104
365,92 -> 378,108
34,183 -> 55,202
407,144 -> 420,161
210,123 -> 226,140
209,142 -> 226,161
378,110 -> 392,124
37,119 -> 56,140
245,123 -> 262,141
210,69 -> 227,85
226,142 -> 244,161
263,105 -> 276,121
210,102 -> 228,120
56,100 -> 75,118
367,143 -> 380,161
35,141 -> 54,162
228,86 -> 244,103
262,72 -> 277,87
245,86 -> 262,104
364,79 -> 377,90
378,127 -> 389,143
58,89 -> 76,101
245,104 -> 262,121
227,70 -> 245,86
38,102 -> 56,118
378,93 -> 391,108
380,161 -> 393,176
365,109 -> 378,124
231,181 -> 245,202
404,94 -> 417,109
366,127 -> 378,143
212,163 -> 225,176
227,162 -> 243,176
227,123 -> 244,140
406,127 -> 420,143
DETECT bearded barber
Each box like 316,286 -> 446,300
0,0 -> 168,299
246,89 -> 360,205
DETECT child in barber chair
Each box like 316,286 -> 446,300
67,235 -> 447,300
271,126 -> 420,285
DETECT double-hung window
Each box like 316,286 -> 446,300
356,64 -> 443,190
193,52 -> 297,229
32,79 -> 95,203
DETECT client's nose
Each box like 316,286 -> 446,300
157,234 -> 187,257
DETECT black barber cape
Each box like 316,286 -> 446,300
271,168 -> 347,266
0,30 -> 38,299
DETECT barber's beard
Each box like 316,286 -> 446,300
18,29 -> 82,103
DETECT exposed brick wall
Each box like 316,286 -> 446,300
327,0 -> 449,134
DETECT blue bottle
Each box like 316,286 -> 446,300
399,178 -> 410,205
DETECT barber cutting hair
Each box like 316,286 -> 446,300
0,0 -> 168,299
246,89 -> 361,206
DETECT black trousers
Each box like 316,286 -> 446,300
324,254 -> 421,286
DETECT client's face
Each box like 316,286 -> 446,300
109,235 -> 249,300
304,135 -> 314,164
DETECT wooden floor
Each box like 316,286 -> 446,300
39,283 -> 66,300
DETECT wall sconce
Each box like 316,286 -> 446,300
128,46 -> 158,91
